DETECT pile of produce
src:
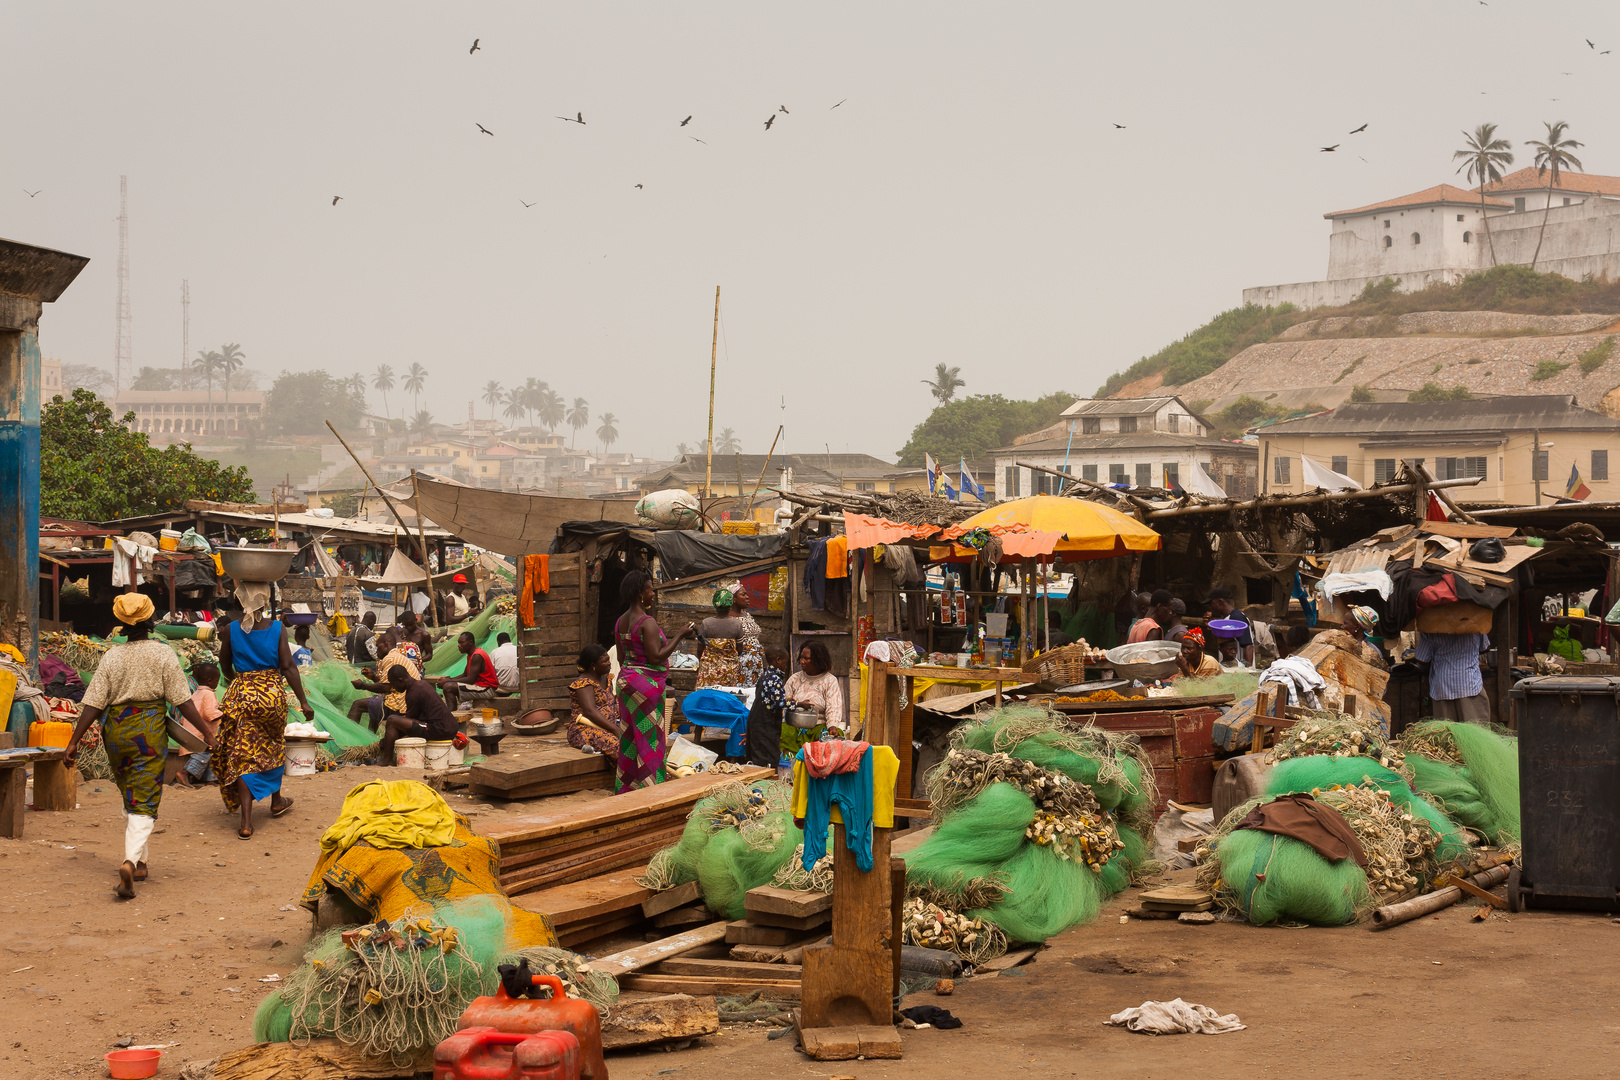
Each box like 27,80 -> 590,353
1055,689 -> 1141,704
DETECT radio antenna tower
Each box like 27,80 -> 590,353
112,176 -> 132,393
181,279 -> 190,382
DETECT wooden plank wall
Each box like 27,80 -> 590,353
519,552 -> 586,714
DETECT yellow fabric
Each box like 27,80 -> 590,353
824,535 -> 849,579
0,644 -> 23,664
302,807 -> 557,950
0,668 -> 14,723
319,779 -> 458,856
327,612 -> 350,636
113,592 -> 155,625
790,744 -> 899,828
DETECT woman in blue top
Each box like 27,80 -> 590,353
217,610 -> 313,839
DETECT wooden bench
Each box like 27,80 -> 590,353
0,746 -> 75,839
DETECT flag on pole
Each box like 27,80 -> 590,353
925,453 -> 957,500
925,452 -> 938,493
960,457 -> 985,501
1566,463 -> 1591,501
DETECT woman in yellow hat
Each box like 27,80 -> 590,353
64,593 -> 212,899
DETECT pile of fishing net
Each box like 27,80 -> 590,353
637,780 -> 803,919
1397,720 -> 1520,845
422,610 -> 517,679
298,660 -> 386,749
1267,710 -> 1409,780
900,707 -> 1156,947
1193,755 -> 1471,926
253,896 -> 616,1065
901,896 -> 1008,965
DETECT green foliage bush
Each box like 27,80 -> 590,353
1407,382 -> 1471,402
1578,336 -> 1614,375
1530,360 -> 1571,381
264,370 -> 366,435
1348,384 -> 1375,402
895,391 -> 1075,467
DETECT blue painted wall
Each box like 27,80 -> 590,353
0,327 -> 40,668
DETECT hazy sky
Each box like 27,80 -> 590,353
6,2 -> 1618,461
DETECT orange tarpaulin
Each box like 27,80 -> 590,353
929,495 -> 1160,563
841,512 -> 941,549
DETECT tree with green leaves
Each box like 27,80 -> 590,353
482,379 -> 504,424
130,367 -> 174,391
192,349 -> 221,422
1453,123 -> 1514,267
373,364 -> 395,418
521,377 -> 547,427
895,391 -> 1075,467
503,390 -> 526,426
1407,382 -> 1471,403
1527,120 -> 1584,270
216,342 -> 246,425
404,362 -> 429,416
566,397 -> 589,449
263,370 -> 365,435
676,441 -> 691,456
921,363 -> 965,404
596,412 -> 619,454
41,388 -> 255,519
341,373 -> 366,399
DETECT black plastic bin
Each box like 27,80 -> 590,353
1508,676 -> 1620,912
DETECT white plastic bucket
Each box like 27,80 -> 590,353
284,739 -> 318,777
424,740 -> 454,773
395,737 -> 427,769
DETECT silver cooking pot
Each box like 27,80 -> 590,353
785,707 -> 823,730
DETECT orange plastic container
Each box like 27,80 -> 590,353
104,1049 -> 162,1079
455,974 -> 605,1080
433,1027 -> 581,1080
29,720 -> 73,748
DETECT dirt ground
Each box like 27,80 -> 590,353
3,764 -> 1615,1080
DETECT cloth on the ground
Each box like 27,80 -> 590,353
103,700 -> 170,818
1430,691 -> 1491,724
791,744 -> 899,869
824,535 -> 849,579
1105,999 -> 1245,1036
216,668 -> 290,812
491,641 -> 519,691
80,640 -> 193,711
300,806 -> 557,950
901,1006 -> 962,1030
1234,792 -> 1368,867
1416,631 -> 1488,701
803,738 -> 870,777
401,680 -> 458,740
319,780 -> 458,856
1258,656 -> 1325,708
519,554 -> 549,628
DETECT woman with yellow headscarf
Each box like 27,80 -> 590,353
65,593 -> 211,899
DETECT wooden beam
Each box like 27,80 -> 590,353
601,994 -> 720,1051
620,973 -> 801,1000
652,555 -> 787,592
651,957 -> 804,980
586,920 -> 731,977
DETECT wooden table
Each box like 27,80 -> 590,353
0,748 -> 74,839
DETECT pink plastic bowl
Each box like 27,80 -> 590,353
105,1049 -> 162,1079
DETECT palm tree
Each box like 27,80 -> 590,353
566,398 -> 590,449
716,427 -> 741,454
373,364 -> 396,417
1527,120 -> 1584,270
403,362 -> 429,416
921,363 -> 965,404
596,412 -> 619,455
215,342 -> 245,429
502,390 -> 526,426
538,388 -> 565,432
342,373 -> 366,399
1453,123 -> 1514,268
191,349 -> 220,431
482,380 -> 504,425
522,378 -> 547,427
409,409 -> 435,440
676,441 -> 692,456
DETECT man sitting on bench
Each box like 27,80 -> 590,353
434,631 -> 500,712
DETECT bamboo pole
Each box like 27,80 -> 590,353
705,286 -> 720,500
411,469 -> 441,628
1409,459 -> 1480,524
1369,862 -> 1511,929
324,419 -> 421,559
742,425 -> 784,520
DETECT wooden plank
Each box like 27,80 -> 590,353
587,920 -> 732,977
652,957 -> 804,980
486,769 -> 772,847
211,1039 -> 432,1080
651,905 -> 709,928
798,1025 -> 902,1061
619,973 -> 801,1000
499,825 -> 684,888
468,749 -> 610,791
510,864 -> 655,925
501,809 -> 691,868
471,771 -> 615,802
731,936 -> 826,965
600,994 -> 720,1051
800,824 -> 894,1030
745,909 -> 829,932
31,758 -> 77,812
725,920 -> 821,947
641,880 -> 703,918
744,886 -> 832,919
977,946 -> 1040,972
502,837 -> 677,894
0,766 -> 23,839
559,911 -> 644,949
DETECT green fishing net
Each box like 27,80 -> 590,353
1262,755 -> 1470,865
1398,721 -> 1520,845
1202,826 -> 1371,926
422,611 -> 517,678
637,780 -> 803,920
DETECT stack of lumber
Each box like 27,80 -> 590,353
1133,885 -> 1214,919
467,748 -> 612,801
487,767 -> 772,896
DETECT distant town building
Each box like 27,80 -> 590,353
1245,169 -> 1620,309
115,389 -> 266,435
1256,394 -> 1620,503
635,453 -> 923,497
41,356 -> 61,399
993,396 -> 1257,499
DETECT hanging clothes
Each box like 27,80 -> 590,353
824,536 -> 849,579
519,554 -> 550,628
804,539 -> 829,611
790,743 -> 900,872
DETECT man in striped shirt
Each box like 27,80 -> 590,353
1415,631 -> 1491,724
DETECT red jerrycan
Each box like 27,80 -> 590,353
434,1027 -> 581,1080
457,972 -> 607,1080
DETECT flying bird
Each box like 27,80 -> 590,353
332,196 -> 343,205
555,112 -> 585,124
634,183 -> 643,189
1605,50 -> 1613,55
477,123 -> 494,136
22,189 -> 40,198
831,99 -> 846,109
779,105 -> 790,114
689,136 -> 707,144
520,199 -> 535,207
1349,123 -> 1368,133
1587,38 -> 1596,48
469,38 -> 480,54
1112,123 -> 1126,129
1320,144 -> 1340,152
764,114 -> 775,129
680,115 -> 692,126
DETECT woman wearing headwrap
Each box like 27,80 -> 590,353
1175,626 -> 1223,679
1343,605 -> 1389,670
217,602 -> 314,839
695,587 -> 745,689
730,586 -> 766,688
64,594 -> 211,899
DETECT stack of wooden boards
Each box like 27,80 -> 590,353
1132,885 -> 1215,921
492,768 -> 772,922
467,747 -> 613,802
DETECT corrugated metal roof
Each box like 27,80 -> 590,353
991,432 -> 1254,454
1060,396 -> 1183,417
1260,395 -> 1620,436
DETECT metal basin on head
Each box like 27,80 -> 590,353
218,546 -> 297,583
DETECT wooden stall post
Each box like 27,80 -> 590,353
1492,596 -> 1515,730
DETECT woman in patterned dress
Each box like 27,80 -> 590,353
217,606 -> 314,839
612,570 -> 696,791
567,644 -> 623,759
64,593 -> 211,899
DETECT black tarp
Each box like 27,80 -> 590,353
650,530 -> 787,580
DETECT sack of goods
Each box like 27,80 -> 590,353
635,489 -> 702,530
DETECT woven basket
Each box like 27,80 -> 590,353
1022,643 -> 1096,686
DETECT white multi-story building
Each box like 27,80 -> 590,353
115,389 -> 266,436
